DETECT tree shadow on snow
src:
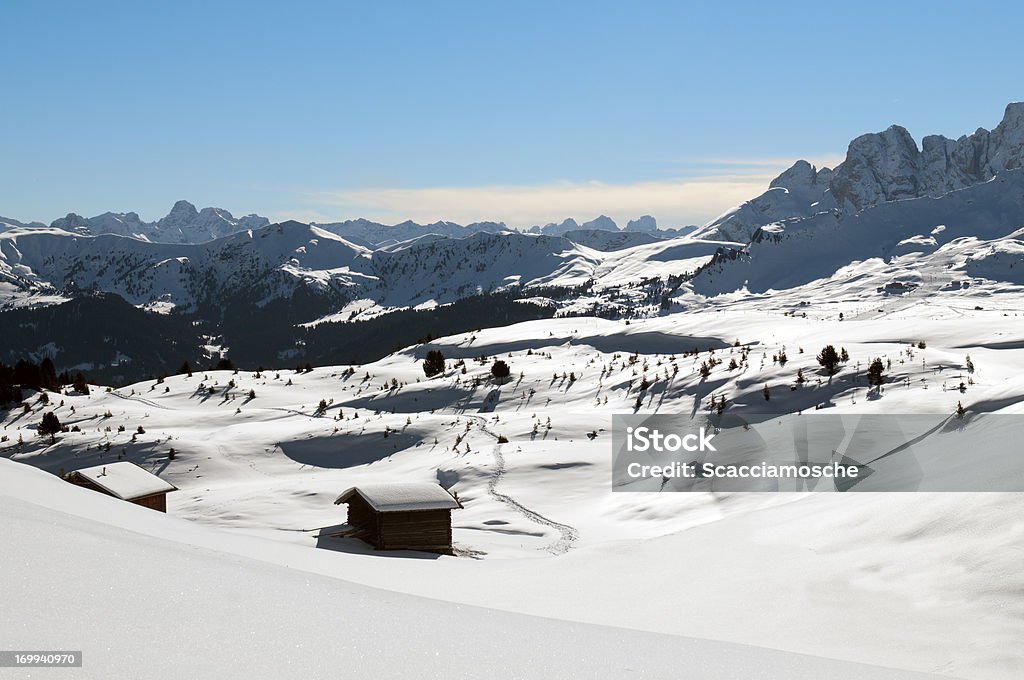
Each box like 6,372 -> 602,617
278,432 -> 418,469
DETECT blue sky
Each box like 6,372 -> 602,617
2,1 -> 1022,228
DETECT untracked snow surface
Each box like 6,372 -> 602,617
0,461 -> 939,680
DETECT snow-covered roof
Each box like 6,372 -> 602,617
68,462 -> 177,501
335,483 -> 461,512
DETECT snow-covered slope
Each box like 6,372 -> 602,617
1,459 -> 944,679
4,304 -> 1023,678
690,168 -> 1024,296
693,160 -> 837,243
371,231 -> 599,306
561,228 -> 665,251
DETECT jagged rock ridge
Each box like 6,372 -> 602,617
50,200 -> 271,244
696,102 -> 1024,242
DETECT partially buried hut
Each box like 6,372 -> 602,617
334,483 -> 462,553
64,461 -> 177,512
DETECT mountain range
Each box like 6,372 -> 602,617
4,102 -> 1024,381
7,200 -> 688,248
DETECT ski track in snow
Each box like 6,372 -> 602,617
470,415 -> 579,554
108,390 -> 169,410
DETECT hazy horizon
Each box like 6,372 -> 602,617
3,1 -> 1021,228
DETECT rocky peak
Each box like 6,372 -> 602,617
625,215 -> 658,232
42,201 -> 270,243
769,160 -> 821,190
580,215 -> 618,231
161,200 -> 200,226
696,104 -> 1024,243
987,101 -> 1024,174
51,213 -> 89,230
238,214 -> 271,230
538,218 -> 581,236
829,126 -> 923,212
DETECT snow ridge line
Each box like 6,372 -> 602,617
469,416 -> 578,554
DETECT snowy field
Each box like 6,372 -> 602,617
3,299 -> 1024,679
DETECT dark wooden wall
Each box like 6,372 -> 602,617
131,493 -> 167,512
379,509 -> 453,551
344,494 -> 454,552
344,494 -> 377,541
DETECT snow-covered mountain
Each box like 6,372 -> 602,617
0,219 -> 730,318
371,231 -> 599,306
561,229 -> 666,251
0,221 -> 375,313
21,202 -> 688,248
315,218 -> 511,248
0,215 -> 46,231
695,102 -> 1024,242
50,200 -> 272,243
625,214 -> 659,232
691,169 -> 1024,295
7,102 -> 1024,381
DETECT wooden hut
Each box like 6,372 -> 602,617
334,483 -> 462,553
65,461 -> 177,512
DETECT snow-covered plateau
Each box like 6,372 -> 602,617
3,308 -> 1024,678
4,104 -> 1024,679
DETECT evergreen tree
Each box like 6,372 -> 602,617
40,358 -> 59,391
423,350 -> 446,378
490,360 -> 511,380
762,384 -> 770,401
14,360 -> 42,390
867,358 -> 885,386
817,345 -> 840,374
179,361 -> 193,377
0,362 -> 17,407
38,411 -> 62,444
72,373 -> 89,395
